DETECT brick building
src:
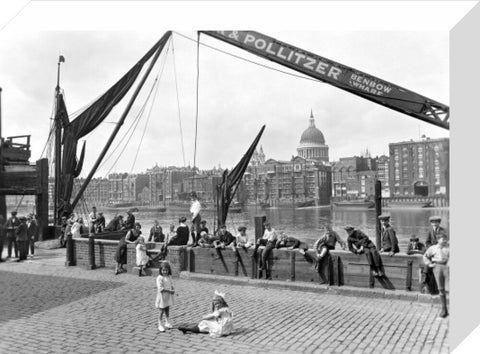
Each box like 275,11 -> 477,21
389,136 -> 449,198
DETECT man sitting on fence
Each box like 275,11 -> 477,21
313,225 -> 347,284
345,225 -> 384,277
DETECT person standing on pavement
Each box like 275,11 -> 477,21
135,236 -> 149,277
189,192 -> 202,246
378,214 -> 399,256
0,215 -> 6,262
313,225 -> 347,284
422,215 -> 448,293
114,222 -> 142,275
345,225 -> 384,277
26,213 -> 38,258
423,234 -> 449,318
6,210 -> 20,258
155,261 -> 175,332
15,216 -> 28,262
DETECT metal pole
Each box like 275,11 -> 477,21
375,180 -> 382,249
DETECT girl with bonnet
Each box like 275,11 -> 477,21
178,290 -> 234,338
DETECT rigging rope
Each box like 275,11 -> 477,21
171,38 -> 186,167
192,32 -> 201,181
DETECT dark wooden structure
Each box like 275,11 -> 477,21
0,135 -> 49,240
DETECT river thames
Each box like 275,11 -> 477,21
95,205 -> 449,251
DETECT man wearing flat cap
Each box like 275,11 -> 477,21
422,215 -> 448,293
345,225 -> 384,277
6,211 -> 20,258
15,216 -> 28,262
425,216 -> 448,248
406,235 -> 426,255
378,214 -> 399,256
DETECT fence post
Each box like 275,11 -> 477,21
65,233 -> 74,266
251,216 -> 266,279
87,233 -> 96,270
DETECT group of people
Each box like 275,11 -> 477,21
0,210 -> 38,262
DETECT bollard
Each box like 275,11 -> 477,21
87,233 -> 96,270
65,233 -> 74,267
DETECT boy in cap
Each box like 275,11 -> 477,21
423,234 -> 449,318
6,211 -> 20,258
252,222 -> 279,279
406,235 -> 426,255
345,225 -> 384,277
96,212 -> 106,233
378,214 -> 399,256
425,216 -> 448,248
26,214 -> 38,258
421,215 -> 448,293
212,225 -> 236,250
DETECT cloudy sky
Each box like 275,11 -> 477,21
0,2 -> 472,178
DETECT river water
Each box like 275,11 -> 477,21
99,205 -> 449,252
13,204 -> 449,252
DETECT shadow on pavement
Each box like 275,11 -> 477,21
0,270 -> 123,323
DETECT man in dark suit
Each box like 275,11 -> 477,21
379,214 -> 399,256
15,216 -> 28,262
6,211 -> 20,258
26,214 -> 38,258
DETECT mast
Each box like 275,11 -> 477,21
54,55 -> 65,225
71,32 -> 171,210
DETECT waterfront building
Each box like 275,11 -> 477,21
376,155 -> 390,197
388,136 -> 449,198
243,111 -> 332,206
331,156 -> 378,200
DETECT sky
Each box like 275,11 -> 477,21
0,2 -> 471,178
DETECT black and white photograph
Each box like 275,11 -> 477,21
0,1 -> 478,353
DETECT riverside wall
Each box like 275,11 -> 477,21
72,238 -> 425,292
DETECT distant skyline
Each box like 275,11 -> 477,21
0,2 -> 465,179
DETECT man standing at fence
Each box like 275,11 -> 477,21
422,215 -> 448,293
379,214 -> 399,256
190,192 -> 202,247
423,234 -> 449,318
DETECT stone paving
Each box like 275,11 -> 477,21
0,248 -> 449,354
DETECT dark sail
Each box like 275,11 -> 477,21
57,32 -> 172,218
216,125 -> 265,228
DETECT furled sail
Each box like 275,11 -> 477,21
57,32 -> 172,218
216,125 -> 265,228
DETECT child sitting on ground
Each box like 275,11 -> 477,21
155,261 -> 175,332
177,290 -> 234,338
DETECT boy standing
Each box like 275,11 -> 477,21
423,234 -> 449,318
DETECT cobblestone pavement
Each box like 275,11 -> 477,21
0,249 -> 448,354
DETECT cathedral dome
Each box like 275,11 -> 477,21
299,112 -> 325,145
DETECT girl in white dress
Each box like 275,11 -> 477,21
178,290 -> 234,338
155,261 -> 175,332
135,236 -> 149,277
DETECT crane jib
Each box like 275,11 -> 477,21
201,31 -> 449,130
